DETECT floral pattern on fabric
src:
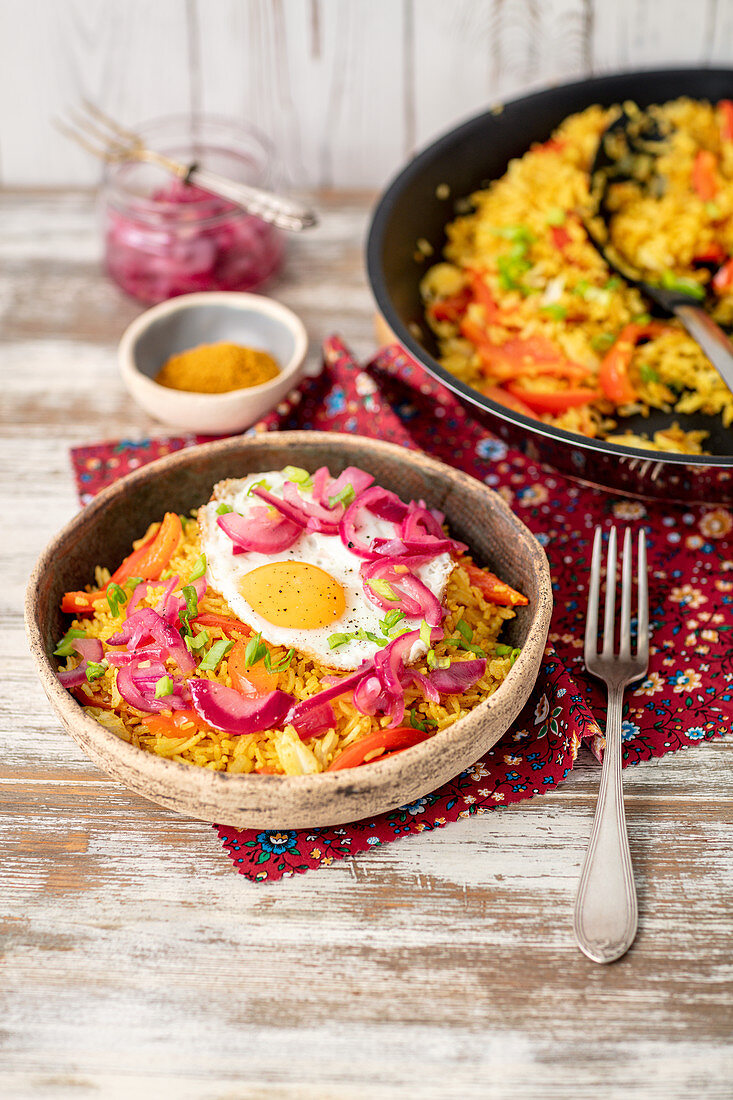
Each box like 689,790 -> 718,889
70,336 -> 731,882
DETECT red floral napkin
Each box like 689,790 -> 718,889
71,337 -> 731,881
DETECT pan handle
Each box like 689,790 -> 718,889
673,303 -> 733,395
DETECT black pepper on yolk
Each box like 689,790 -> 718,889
238,561 -> 346,629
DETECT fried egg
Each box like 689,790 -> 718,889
198,470 -> 454,670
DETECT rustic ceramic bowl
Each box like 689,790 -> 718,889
118,291 -> 308,434
26,432 -> 552,829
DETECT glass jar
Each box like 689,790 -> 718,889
101,116 -> 285,304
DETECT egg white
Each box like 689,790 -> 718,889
198,470 -> 454,671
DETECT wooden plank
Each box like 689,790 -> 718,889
590,0 -> 717,71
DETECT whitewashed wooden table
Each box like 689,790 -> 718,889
2,190 -> 731,1100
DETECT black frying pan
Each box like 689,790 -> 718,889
366,68 -> 733,504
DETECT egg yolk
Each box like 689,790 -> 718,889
239,561 -> 346,630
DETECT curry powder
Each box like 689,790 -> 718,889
155,341 -> 281,393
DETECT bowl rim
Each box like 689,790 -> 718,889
118,291 -> 309,405
26,430 -> 552,807
366,65 -> 733,471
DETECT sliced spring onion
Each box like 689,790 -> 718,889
244,632 -> 267,667
510,648 -> 522,666
541,304 -> 567,321
328,483 -> 356,509
632,312 -> 652,325
419,620 -> 431,649
54,628 -> 87,658
264,648 -> 296,673
245,479 -> 271,497
409,708 -> 437,733
124,576 -> 144,590
185,629 -> 210,654
198,638 -> 234,671
367,578 -> 400,601
154,675 -> 175,698
492,225 -> 536,244
216,503 -> 234,515
456,619 -> 473,643
545,207 -> 566,227
494,643 -> 512,656
188,554 -> 207,582
282,466 -> 312,487
85,659 -> 109,683
660,271 -> 706,300
591,332 -> 616,353
328,633 -> 351,650
380,609 -> 406,635
178,584 -> 199,638
639,364 -> 660,384
427,649 -> 437,670
106,583 -> 128,618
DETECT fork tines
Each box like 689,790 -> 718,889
54,99 -> 142,163
585,526 -> 648,674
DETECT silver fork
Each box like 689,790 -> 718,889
55,99 -> 317,233
574,526 -> 649,964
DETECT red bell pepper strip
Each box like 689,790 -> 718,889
505,382 -> 599,414
482,385 -> 537,418
719,99 -> 733,142
713,258 -> 733,294
427,285 -> 472,323
191,612 -> 252,639
533,137 -> 567,155
61,512 -> 183,615
551,224 -> 572,250
463,560 -> 529,607
692,149 -> 718,202
693,242 -> 727,264
327,726 -> 433,771
598,322 -> 667,405
467,269 -> 502,322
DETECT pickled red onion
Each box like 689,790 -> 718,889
189,679 -> 293,735
218,508 -> 302,554
360,559 -> 445,626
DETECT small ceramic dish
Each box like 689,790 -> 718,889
118,291 -> 308,434
26,432 -> 552,829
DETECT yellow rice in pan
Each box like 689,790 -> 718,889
60,518 -> 517,776
421,98 -> 733,452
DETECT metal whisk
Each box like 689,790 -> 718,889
55,100 -> 318,233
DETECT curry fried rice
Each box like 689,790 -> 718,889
57,516 -> 520,776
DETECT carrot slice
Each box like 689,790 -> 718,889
227,638 -> 279,696
463,560 -> 529,607
505,383 -> 599,414
598,321 -> 668,405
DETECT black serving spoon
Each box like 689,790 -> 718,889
586,105 -> 733,395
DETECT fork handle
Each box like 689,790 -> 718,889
573,683 -> 638,963
187,165 -> 318,233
